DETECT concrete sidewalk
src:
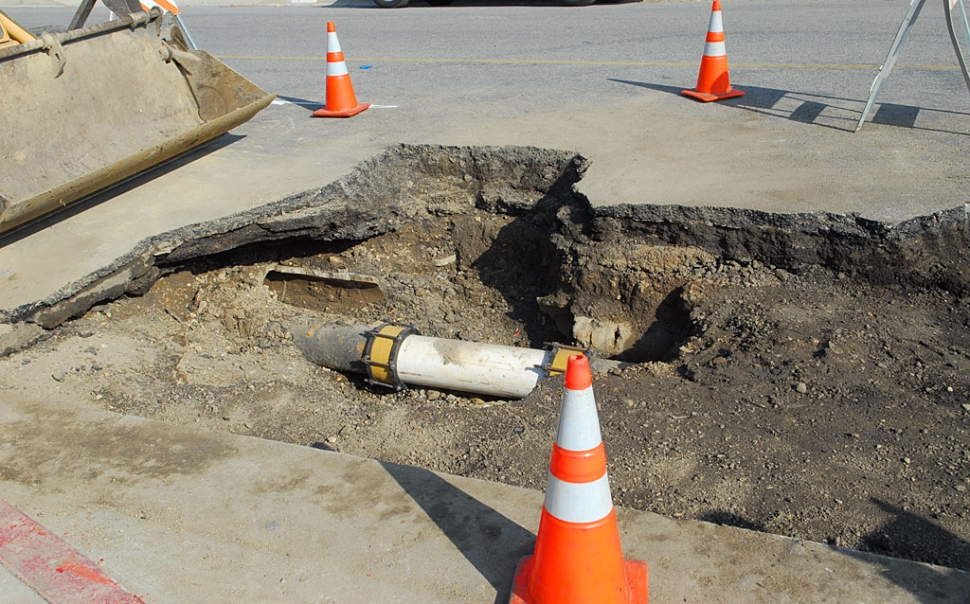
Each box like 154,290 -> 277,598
1,391 -> 968,603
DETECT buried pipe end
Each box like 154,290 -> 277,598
289,322 -> 372,374
288,320 -> 421,391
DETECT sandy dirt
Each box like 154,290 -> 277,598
1,144 -> 969,572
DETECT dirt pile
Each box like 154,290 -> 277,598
1,144 -> 968,571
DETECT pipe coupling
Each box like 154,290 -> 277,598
362,322 -> 420,391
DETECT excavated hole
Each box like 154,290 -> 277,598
139,208 -> 702,366
8,145 -> 970,572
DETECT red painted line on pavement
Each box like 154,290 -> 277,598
0,500 -> 145,604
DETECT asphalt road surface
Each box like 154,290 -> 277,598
9,0 -> 970,116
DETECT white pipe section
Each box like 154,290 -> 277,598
395,335 -> 550,399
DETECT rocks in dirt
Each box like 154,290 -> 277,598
13,247 -> 970,572
433,254 -> 456,267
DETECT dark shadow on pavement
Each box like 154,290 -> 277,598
610,78 -> 769,105
609,78 -> 970,135
841,499 -> 970,604
699,505 -> 970,602
379,460 -> 536,604
788,100 -> 827,125
871,103 -> 921,129
609,79 -> 688,98
609,79 -> 852,131
275,95 -> 325,113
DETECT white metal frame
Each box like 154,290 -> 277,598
857,0 -> 970,131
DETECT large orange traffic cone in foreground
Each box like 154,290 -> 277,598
312,21 -> 370,118
510,354 -> 649,604
682,0 -> 744,103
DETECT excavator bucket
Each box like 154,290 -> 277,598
0,7 -> 275,235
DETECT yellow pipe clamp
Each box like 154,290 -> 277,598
362,322 -> 420,390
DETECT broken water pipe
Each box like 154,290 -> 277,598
289,322 -> 631,399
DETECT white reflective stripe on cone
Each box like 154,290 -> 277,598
328,61 -> 349,77
708,11 -> 723,34
328,32 -> 343,54
555,386 -> 603,452
543,472 -> 614,524
704,41 -> 727,57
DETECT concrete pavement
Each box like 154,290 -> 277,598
1,389 -> 969,603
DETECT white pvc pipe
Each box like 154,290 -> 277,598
396,336 -> 551,399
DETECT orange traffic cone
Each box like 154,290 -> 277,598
312,21 -> 370,118
682,0 -> 744,102
510,354 -> 649,604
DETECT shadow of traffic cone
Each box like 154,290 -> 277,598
682,0 -> 744,102
312,21 -> 370,118
510,354 -> 649,604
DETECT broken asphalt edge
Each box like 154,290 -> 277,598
3,143 -> 970,354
